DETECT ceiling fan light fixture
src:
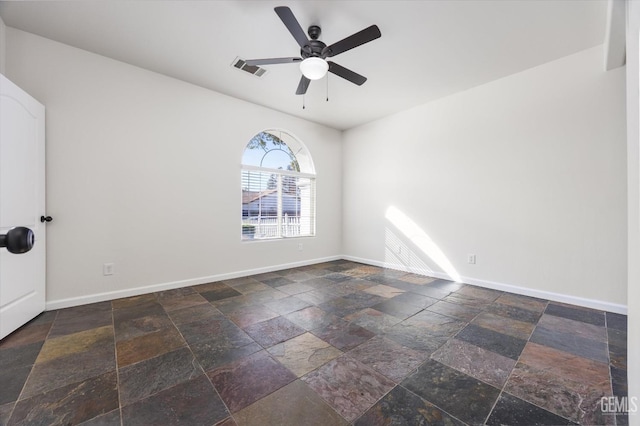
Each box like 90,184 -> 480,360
300,57 -> 328,80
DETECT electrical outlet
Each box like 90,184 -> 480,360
298,243 -> 303,251
103,263 -> 114,276
467,254 -> 476,265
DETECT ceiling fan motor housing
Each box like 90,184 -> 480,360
301,26 -> 329,59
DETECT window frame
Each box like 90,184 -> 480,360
240,131 -> 316,241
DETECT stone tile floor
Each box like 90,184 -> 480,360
0,260 -> 628,425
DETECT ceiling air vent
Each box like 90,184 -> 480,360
232,57 -> 267,77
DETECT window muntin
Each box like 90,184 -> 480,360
241,131 -> 315,240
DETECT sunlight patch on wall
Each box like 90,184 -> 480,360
385,206 -> 462,282
384,228 -> 433,275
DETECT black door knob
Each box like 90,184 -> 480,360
0,227 -> 35,254
40,216 -> 52,223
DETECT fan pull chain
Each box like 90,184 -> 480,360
326,74 -> 329,102
302,94 -> 306,110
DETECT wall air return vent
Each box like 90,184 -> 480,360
232,57 -> 267,77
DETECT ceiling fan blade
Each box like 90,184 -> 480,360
325,25 -> 381,57
245,57 -> 302,66
328,62 -> 367,86
296,76 -> 311,95
275,6 -> 309,49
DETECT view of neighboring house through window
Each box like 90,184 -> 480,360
241,131 -> 316,240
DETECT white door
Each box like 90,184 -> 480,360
0,74 -> 46,340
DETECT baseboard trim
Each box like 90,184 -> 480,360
45,255 -> 342,311
343,255 -> 628,315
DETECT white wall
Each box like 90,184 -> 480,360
343,44 -> 627,311
626,0 -> 639,422
5,28 -> 342,308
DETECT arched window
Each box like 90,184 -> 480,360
241,130 -> 316,240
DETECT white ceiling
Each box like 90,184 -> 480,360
0,0 -> 607,130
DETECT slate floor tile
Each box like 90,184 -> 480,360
401,359 -> 500,425
0,342 -> 44,404
529,325 -> 608,363
343,308 -> 401,334
456,323 -> 527,360
178,316 -> 253,347
192,339 -> 262,373
518,342 -> 610,388
200,286 -> 243,302
536,313 -> 607,342
9,371 -> 119,426
111,293 -> 157,310
121,375 -> 229,425
48,308 -> 112,338
347,336 -> 427,382
428,279 -> 464,292
284,306 -> 339,331
405,310 -> 466,338
277,282 -> 315,295
431,338 -> 516,388
342,291 -> 386,308
544,303 -> 605,326
611,365 -> 628,397
259,276 -> 295,288
442,293 -> 492,311
267,332 -> 342,377
494,293 -> 547,313
118,347 -> 203,406
504,362 -> 613,425
116,326 -> 186,367
486,392 -> 577,425
608,327 -> 627,349
302,356 -> 395,422
355,385 -> 465,426
0,321 -> 52,350
113,304 -> 172,342
0,364 -> 32,405
22,343 -> 116,398
606,312 -> 627,331
486,302 -> 542,324
397,274 -> 437,285
22,327 -> 116,398
207,350 -> 296,413
167,302 -> 223,326
371,299 -> 423,320
390,292 -> 438,309
155,292 -> 208,312
384,322 -> 448,354
471,311 -> 535,340
454,285 -> 502,301
363,284 -> 405,298
232,280 -> 273,295
227,304 -> 279,328
78,408 -> 121,425
281,271 -> 316,282
263,295 -> 312,315
324,273 -> 352,283
427,300 -> 482,322
311,318 -> 375,351
242,316 -> 305,348
295,289 -> 340,305
319,297 -> 365,318
233,380 -> 348,426
609,343 -> 627,370
0,403 -> 13,425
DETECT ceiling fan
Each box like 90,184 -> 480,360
245,6 -> 381,95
